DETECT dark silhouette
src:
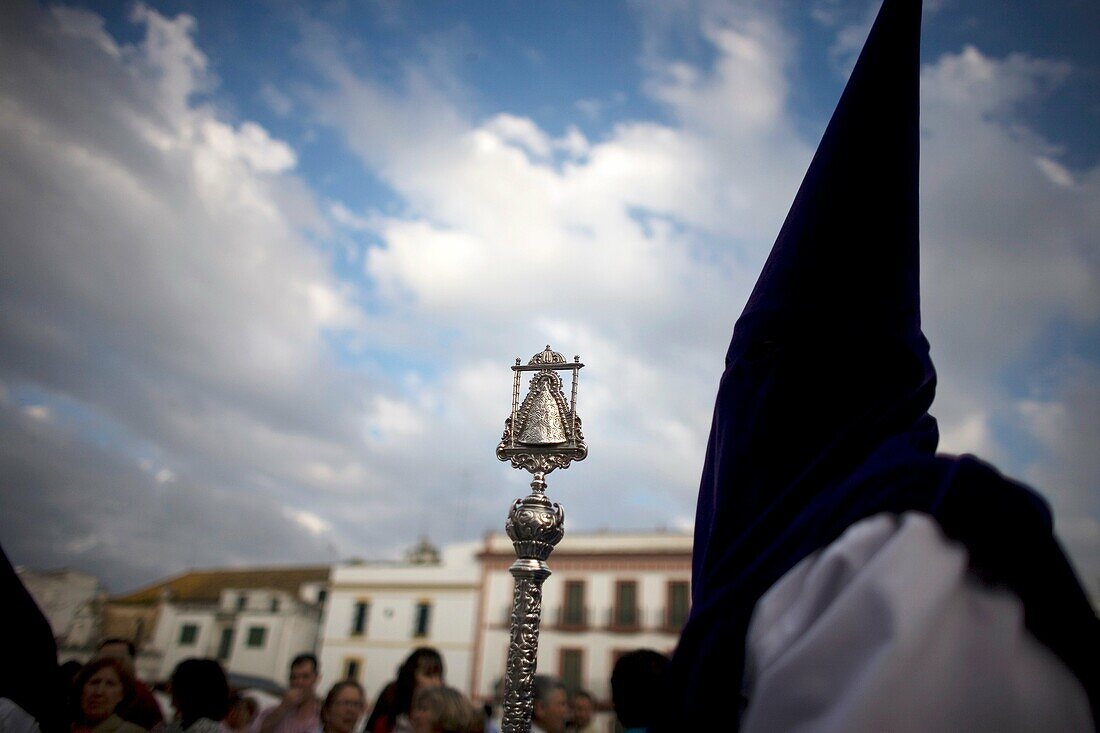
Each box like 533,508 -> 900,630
0,544 -> 64,733
169,659 -> 230,729
611,651 -> 668,732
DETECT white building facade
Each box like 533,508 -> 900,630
102,529 -> 690,732
473,531 -> 692,731
106,566 -> 329,683
152,586 -> 323,681
318,541 -> 480,701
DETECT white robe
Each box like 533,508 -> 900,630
742,512 -> 1093,732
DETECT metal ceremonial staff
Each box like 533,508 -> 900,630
496,346 -> 588,733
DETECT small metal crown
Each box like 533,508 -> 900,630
529,345 -> 567,365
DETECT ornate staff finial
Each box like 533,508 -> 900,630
496,346 -> 587,733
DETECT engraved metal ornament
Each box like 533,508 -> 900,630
497,346 -> 587,476
497,346 -> 587,733
505,493 -> 565,562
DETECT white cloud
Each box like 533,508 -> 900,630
1035,156 -> 1075,188
650,19 -> 792,132
1060,515 -> 1100,547
260,83 -> 294,117
823,0 -> 879,76
329,201 -> 373,231
0,402 -> 337,592
201,119 -> 297,173
286,507 -> 333,536
923,46 -> 1071,115
306,3 -> 1100,577
1016,362 -> 1100,595
51,5 -> 121,58
555,126 -> 590,159
575,98 -> 603,119
0,3 -> 379,582
22,405 -> 51,422
2,1 -> 1096,596
484,113 -> 553,159
937,411 -> 996,458
367,395 -> 425,441
130,3 -> 210,121
920,46 -> 1099,421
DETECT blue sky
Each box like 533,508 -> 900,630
0,0 -> 1097,596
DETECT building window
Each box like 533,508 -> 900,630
667,580 -> 690,629
351,601 -> 370,636
559,648 -> 584,693
270,597 -> 280,613
178,623 -> 198,646
246,626 -> 266,648
216,628 -> 233,660
343,657 -> 362,681
613,581 -> 639,629
236,594 -> 247,611
561,580 -> 586,628
413,602 -> 431,638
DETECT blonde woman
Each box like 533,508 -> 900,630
409,687 -> 482,733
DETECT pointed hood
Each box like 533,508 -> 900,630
694,0 -> 934,597
664,0 -> 938,725
735,0 -> 922,351
661,1 -> 1099,728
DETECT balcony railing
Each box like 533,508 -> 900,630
553,606 -> 589,630
606,606 -> 641,632
661,606 -> 691,632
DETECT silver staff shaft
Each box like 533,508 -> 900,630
496,346 -> 587,733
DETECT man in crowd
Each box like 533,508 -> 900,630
568,690 -> 594,733
255,654 -> 322,733
530,676 -> 569,733
95,637 -> 164,729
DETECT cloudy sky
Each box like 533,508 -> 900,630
1,0 -> 1096,596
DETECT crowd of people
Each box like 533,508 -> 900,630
4,637 -> 667,733
4,538 -> 662,733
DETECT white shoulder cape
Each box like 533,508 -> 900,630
742,512 -> 1093,732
